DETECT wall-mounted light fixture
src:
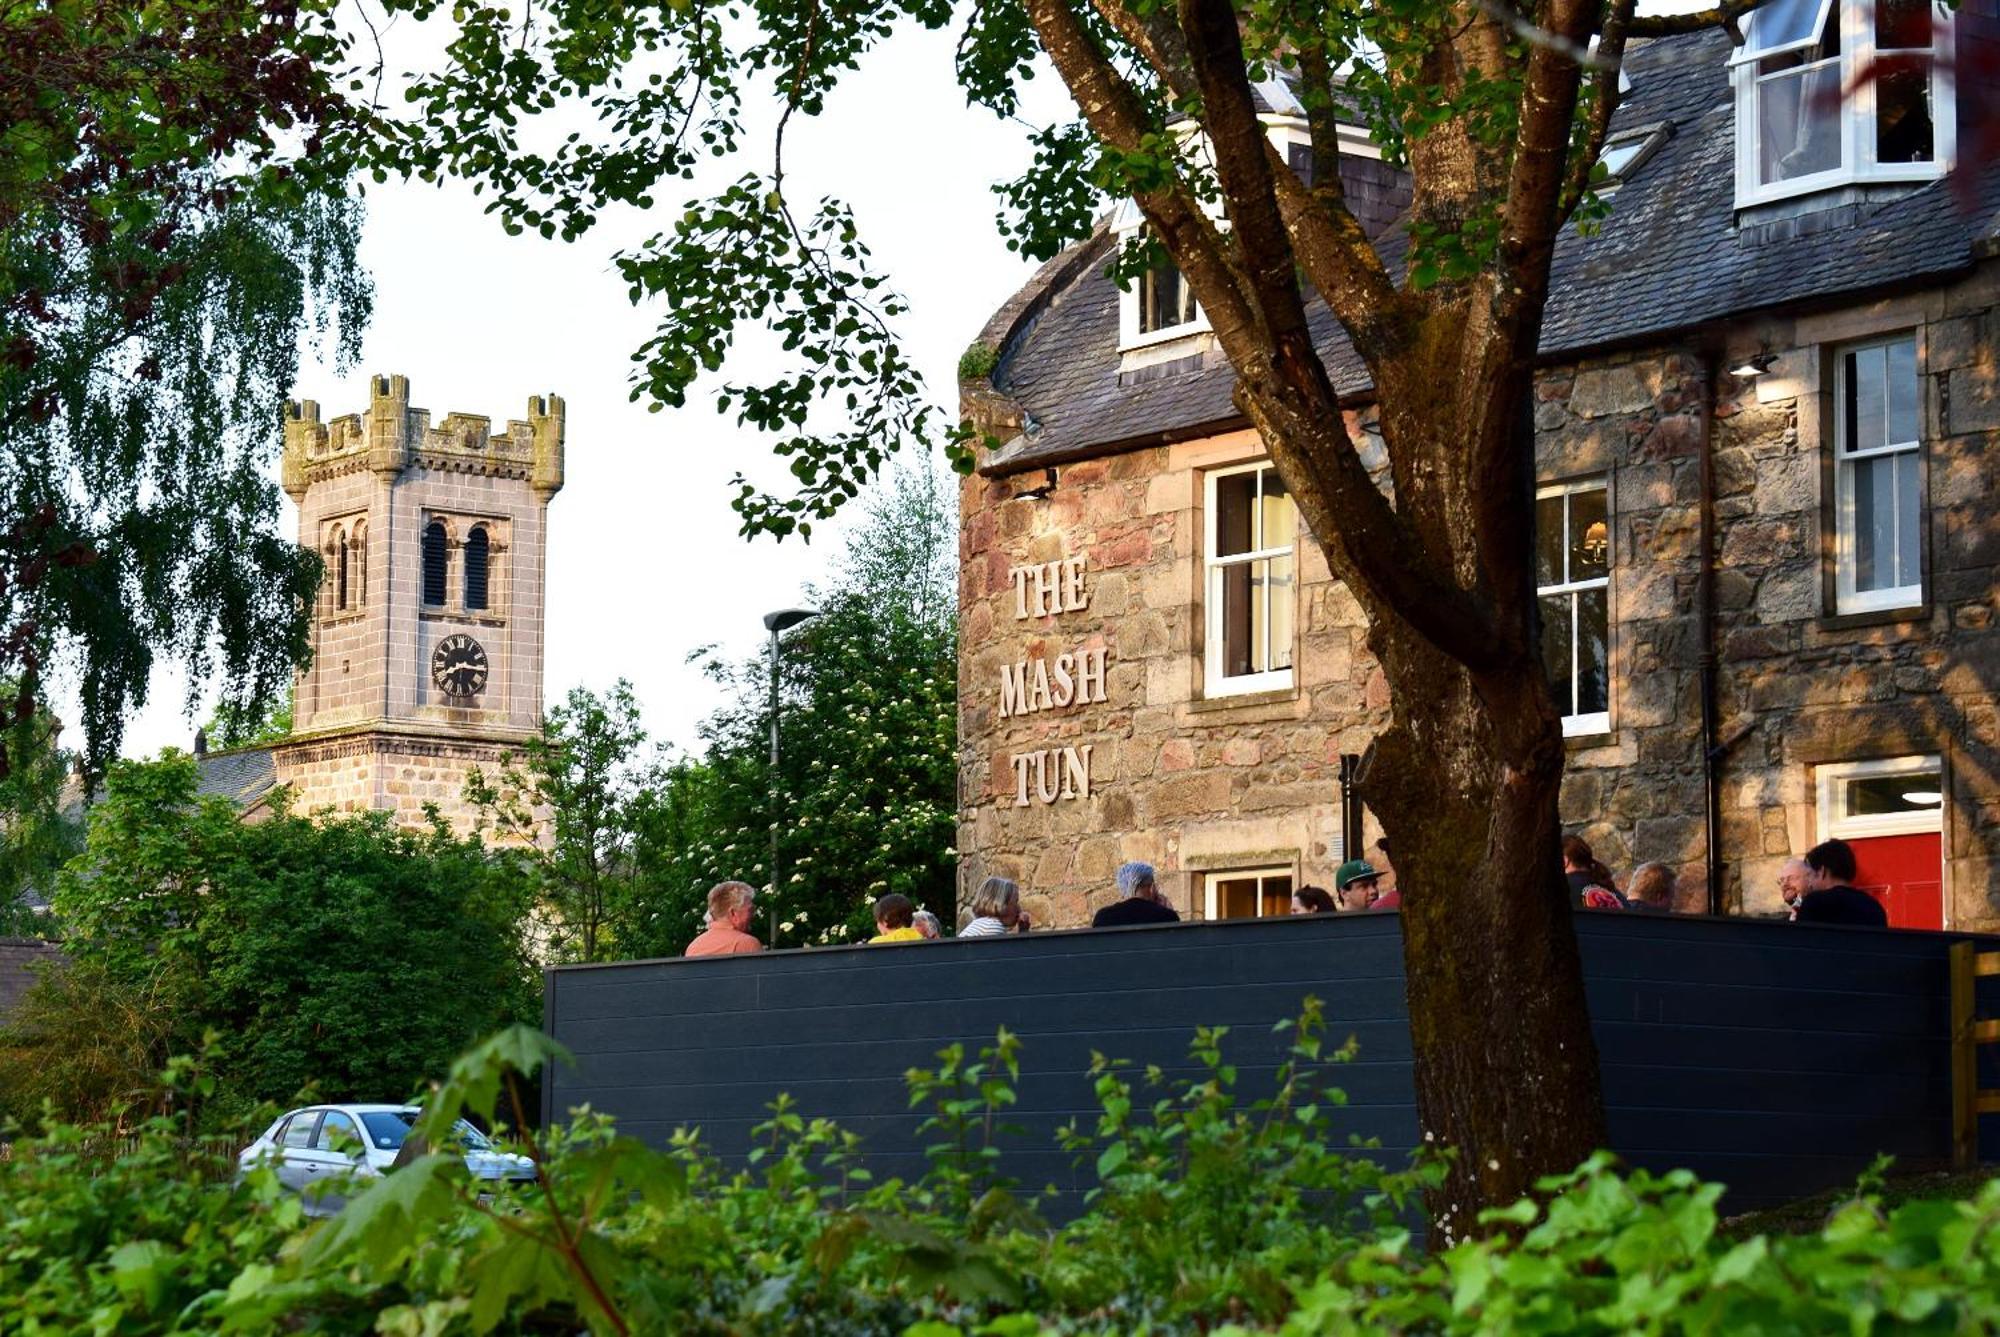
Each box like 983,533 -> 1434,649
1015,466 -> 1059,501
1580,518 -> 1610,568
1729,352 -> 1777,379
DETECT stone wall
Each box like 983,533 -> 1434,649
0,937 -> 59,1022
956,426 -> 1390,928
273,729 -> 518,837
1538,262 -> 2000,923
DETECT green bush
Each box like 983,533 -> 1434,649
7,753 -> 537,1131
5,1004 -> 1999,1334
957,342 -> 999,381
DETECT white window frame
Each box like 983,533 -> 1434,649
1731,0 -> 1957,209
1202,866 -> 1296,921
1115,220 -> 1212,351
1536,479 -> 1611,737
1203,461 -> 1297,698
1815,754 -> 1943,839
1833,333 -> 1924,614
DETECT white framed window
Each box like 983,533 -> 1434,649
1535,480 -> 1610,736
1815,754 -> 1942,839
1731,0 -> 1955,208
1203,867 -> 1295,921
1204,462 -> 1296,697
1834,334 -> 1924,613
1116,225 -> 1209,351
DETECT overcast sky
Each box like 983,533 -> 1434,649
101,22 -> 1070,761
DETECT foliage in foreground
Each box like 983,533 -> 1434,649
5,1004 -> 2000,1334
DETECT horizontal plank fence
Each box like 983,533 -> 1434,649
546,912 -> 1998,1215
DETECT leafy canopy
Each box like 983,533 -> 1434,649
0,0 -> 371,770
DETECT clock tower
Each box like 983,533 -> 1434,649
271,374 -> 563,833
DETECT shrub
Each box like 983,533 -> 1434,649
5,1005 -> 2000,1334
957,342 -> 999,381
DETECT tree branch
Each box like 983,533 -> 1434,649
1625,0 -> 1760,38
1559,0 -> 1638,221
1087,0 -> 1197,101
1019,0 -> 1261,345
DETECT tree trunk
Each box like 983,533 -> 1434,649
1365,611 -> 1607,1243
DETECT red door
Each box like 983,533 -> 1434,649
1847,832 -> 1943,930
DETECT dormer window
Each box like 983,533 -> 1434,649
1118,225 -> 1209,351
1138,260 -> 1198,336
1732,0 -> 1954,208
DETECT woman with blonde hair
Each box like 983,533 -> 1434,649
960,875 -> 1030,937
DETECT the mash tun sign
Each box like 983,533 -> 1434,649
1001,556 -> 1106,806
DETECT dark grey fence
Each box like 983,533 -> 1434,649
545,912 -> 1992,1213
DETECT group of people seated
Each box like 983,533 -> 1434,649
1562,836 -> 1678,913
1563,833 -> 1888,926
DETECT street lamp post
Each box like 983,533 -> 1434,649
763,606 -> 818,944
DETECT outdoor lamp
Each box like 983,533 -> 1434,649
1729,352 -> 1776,379
763,606 -> 819,942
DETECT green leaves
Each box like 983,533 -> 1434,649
11,754 -> 538,1130
1,0 -> 367,770
10,1018 -> 2000,1334
297,1153 -> 461,1274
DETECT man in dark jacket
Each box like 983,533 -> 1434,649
1092,861 -> 1181,928
1794,839 -> 1888,928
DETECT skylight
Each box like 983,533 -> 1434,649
1596,124 -> 1669,188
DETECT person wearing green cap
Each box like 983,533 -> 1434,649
1334,859 -> 1382,911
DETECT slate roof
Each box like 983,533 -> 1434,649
978,27 -> 2000,474
194,746 -> 278,810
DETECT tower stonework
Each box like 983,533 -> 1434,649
274,374 -> 563,833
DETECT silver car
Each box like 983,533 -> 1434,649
238,1103 -> 535,1215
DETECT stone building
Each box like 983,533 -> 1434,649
956,13 -> 1999,930
197,374 -> 564,834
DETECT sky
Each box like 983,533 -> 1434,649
101,20 -> 1072,761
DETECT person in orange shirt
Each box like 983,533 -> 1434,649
684,881 -> 764,957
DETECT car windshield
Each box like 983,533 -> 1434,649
357,1110 -> 492,1153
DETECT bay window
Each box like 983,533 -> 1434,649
1732,0 -> 1954,207
1834,334 -> 1924,613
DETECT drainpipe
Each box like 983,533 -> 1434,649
1698,350 -> 1725,915
1339,753 -> 1365,863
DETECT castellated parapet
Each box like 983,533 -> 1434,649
282,373 -> 566,500
271,373 -> 562,840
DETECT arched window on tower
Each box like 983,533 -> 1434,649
422,520 -> 448,607
464,526 -> 491,611
351,520 -> 367,606
335,529 -> 350,610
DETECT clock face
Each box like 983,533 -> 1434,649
431,634 -> 489,699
